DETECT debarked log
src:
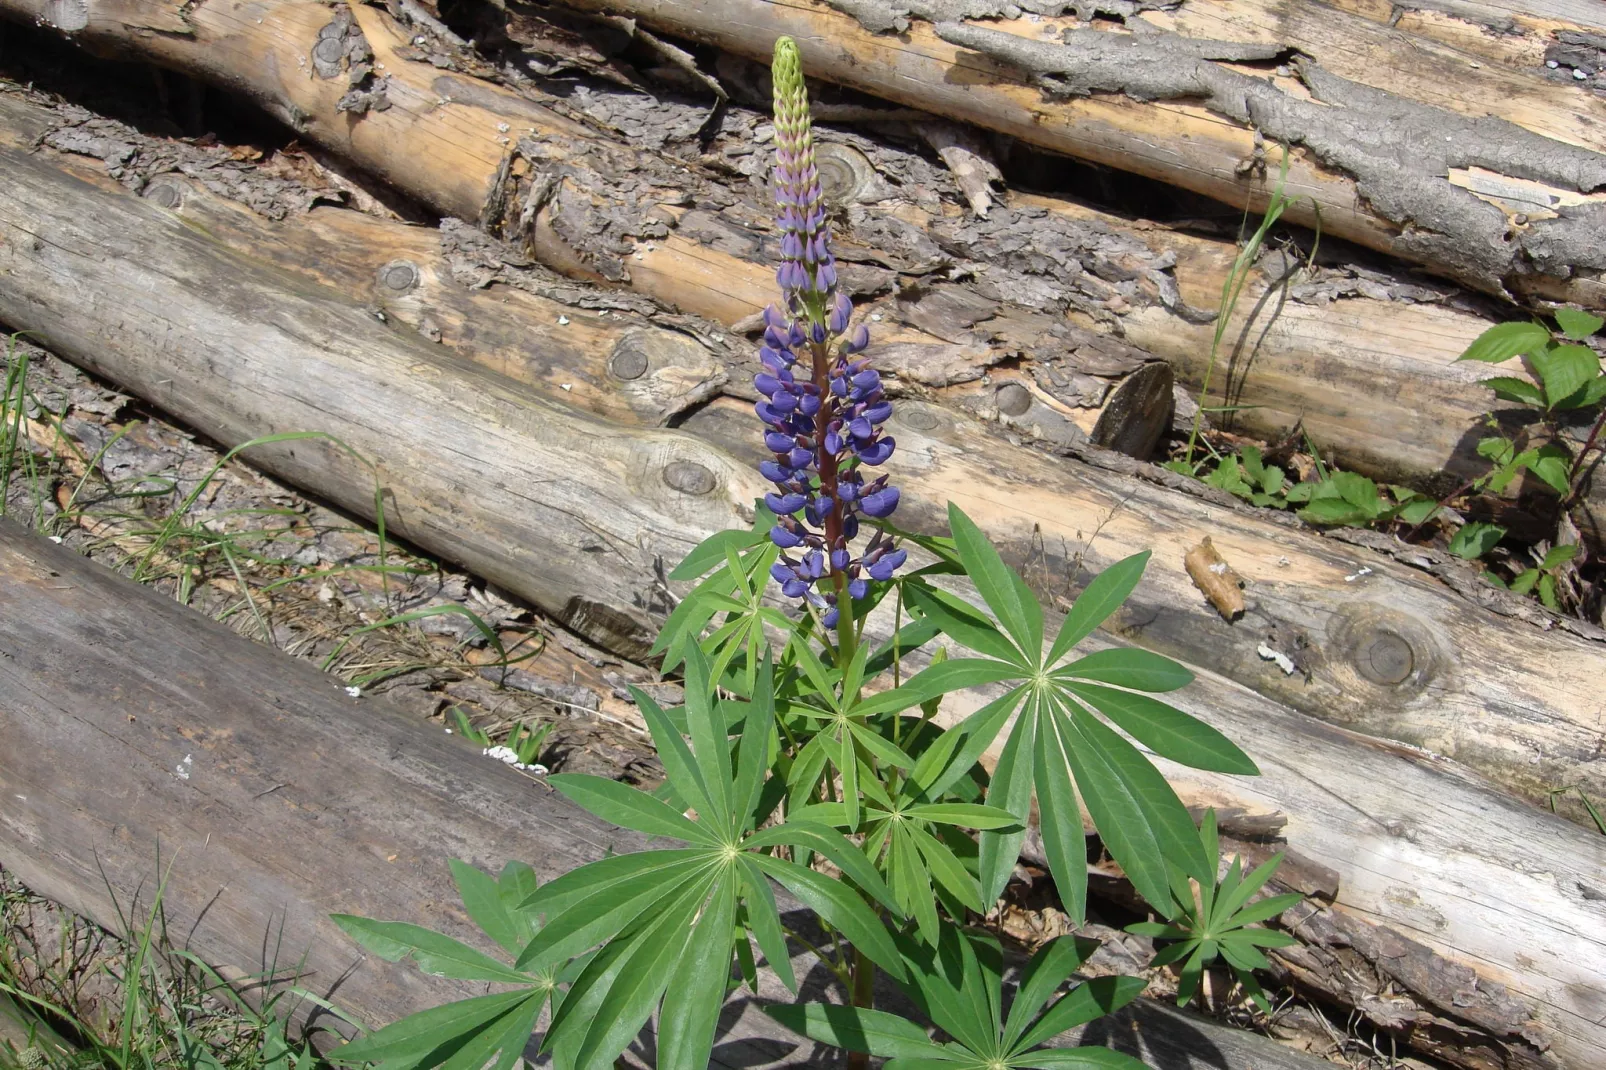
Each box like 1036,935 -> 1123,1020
7,0 -> 1606,530
0,96 -> 1602,1065
0,519 -> 1342,1070
2,84 -> 1600,832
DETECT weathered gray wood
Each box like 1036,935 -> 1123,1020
539,0 -> 1606,311
5,93 -> 1600,831
0,520 -> 1337,1070
7,0 -> 1606,528
0,112 -> 1602,1064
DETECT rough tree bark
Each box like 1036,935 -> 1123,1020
7,0 -> 1606,537
0,519 -> 1349,1070
542,0 -> 1606,310
0,89 -> 1601,1067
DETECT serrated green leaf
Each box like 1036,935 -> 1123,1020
1477,435 -> 1516,464
1482,375 -> 1545,407
1296,497 -> 1367,526
1457,320 -> 1551,363
1395,498 -> 1440,526
1527,446 -> 1572,496
1511,567 -> 1541,594
1058,648 -> 1192,692
1533,344 -> 1600,407
1448,521 -> 1505,560
1555,307 -> 1603,340
1063,683 -> 1255,774
1542,543 -> 1579,570
330,916 -> 532,984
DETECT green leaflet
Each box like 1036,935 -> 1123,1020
767,931 -> 1145,1070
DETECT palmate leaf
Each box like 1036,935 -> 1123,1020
767,930 -> 1145,1070
1124,808 -> 1304,1013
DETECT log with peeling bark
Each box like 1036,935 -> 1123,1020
541,0 -> 1606,310
0,519 -> 1346,1070
4,82 -> 1600,826
11,0 -> 1606,538
0,84 -> 1602,1067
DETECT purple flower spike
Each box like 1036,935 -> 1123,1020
757,36 -> 906,619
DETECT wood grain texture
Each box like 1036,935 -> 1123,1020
0,520 -> 1345,1070
0,0 -> 1599,504
2,108 -> 1605,815
0,116 -> 1603,1062
73,134 -> 1606,825
7,0 -> 1603,524
541,0 -> 1606,309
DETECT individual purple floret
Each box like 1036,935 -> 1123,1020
759,38 -> 904,629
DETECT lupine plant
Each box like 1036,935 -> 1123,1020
328,38 -> 1287,1070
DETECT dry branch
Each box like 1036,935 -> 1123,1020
0,87 -> 1601,1066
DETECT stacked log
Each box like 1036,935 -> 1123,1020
8,0 -> 1606,537
3,86 -> 1601,820
0,83 -> 1602,1066
0,519 -> 1343,1070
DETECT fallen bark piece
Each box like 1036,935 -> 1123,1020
1185,536 -> 1246,621
3,85 -> 1604,836
0,519 -> 1341,1070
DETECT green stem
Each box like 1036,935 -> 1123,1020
846,947 -> 875,1070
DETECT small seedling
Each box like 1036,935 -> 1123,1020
1125,809 -> 1302,1013
1484,543 -> 1578,611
